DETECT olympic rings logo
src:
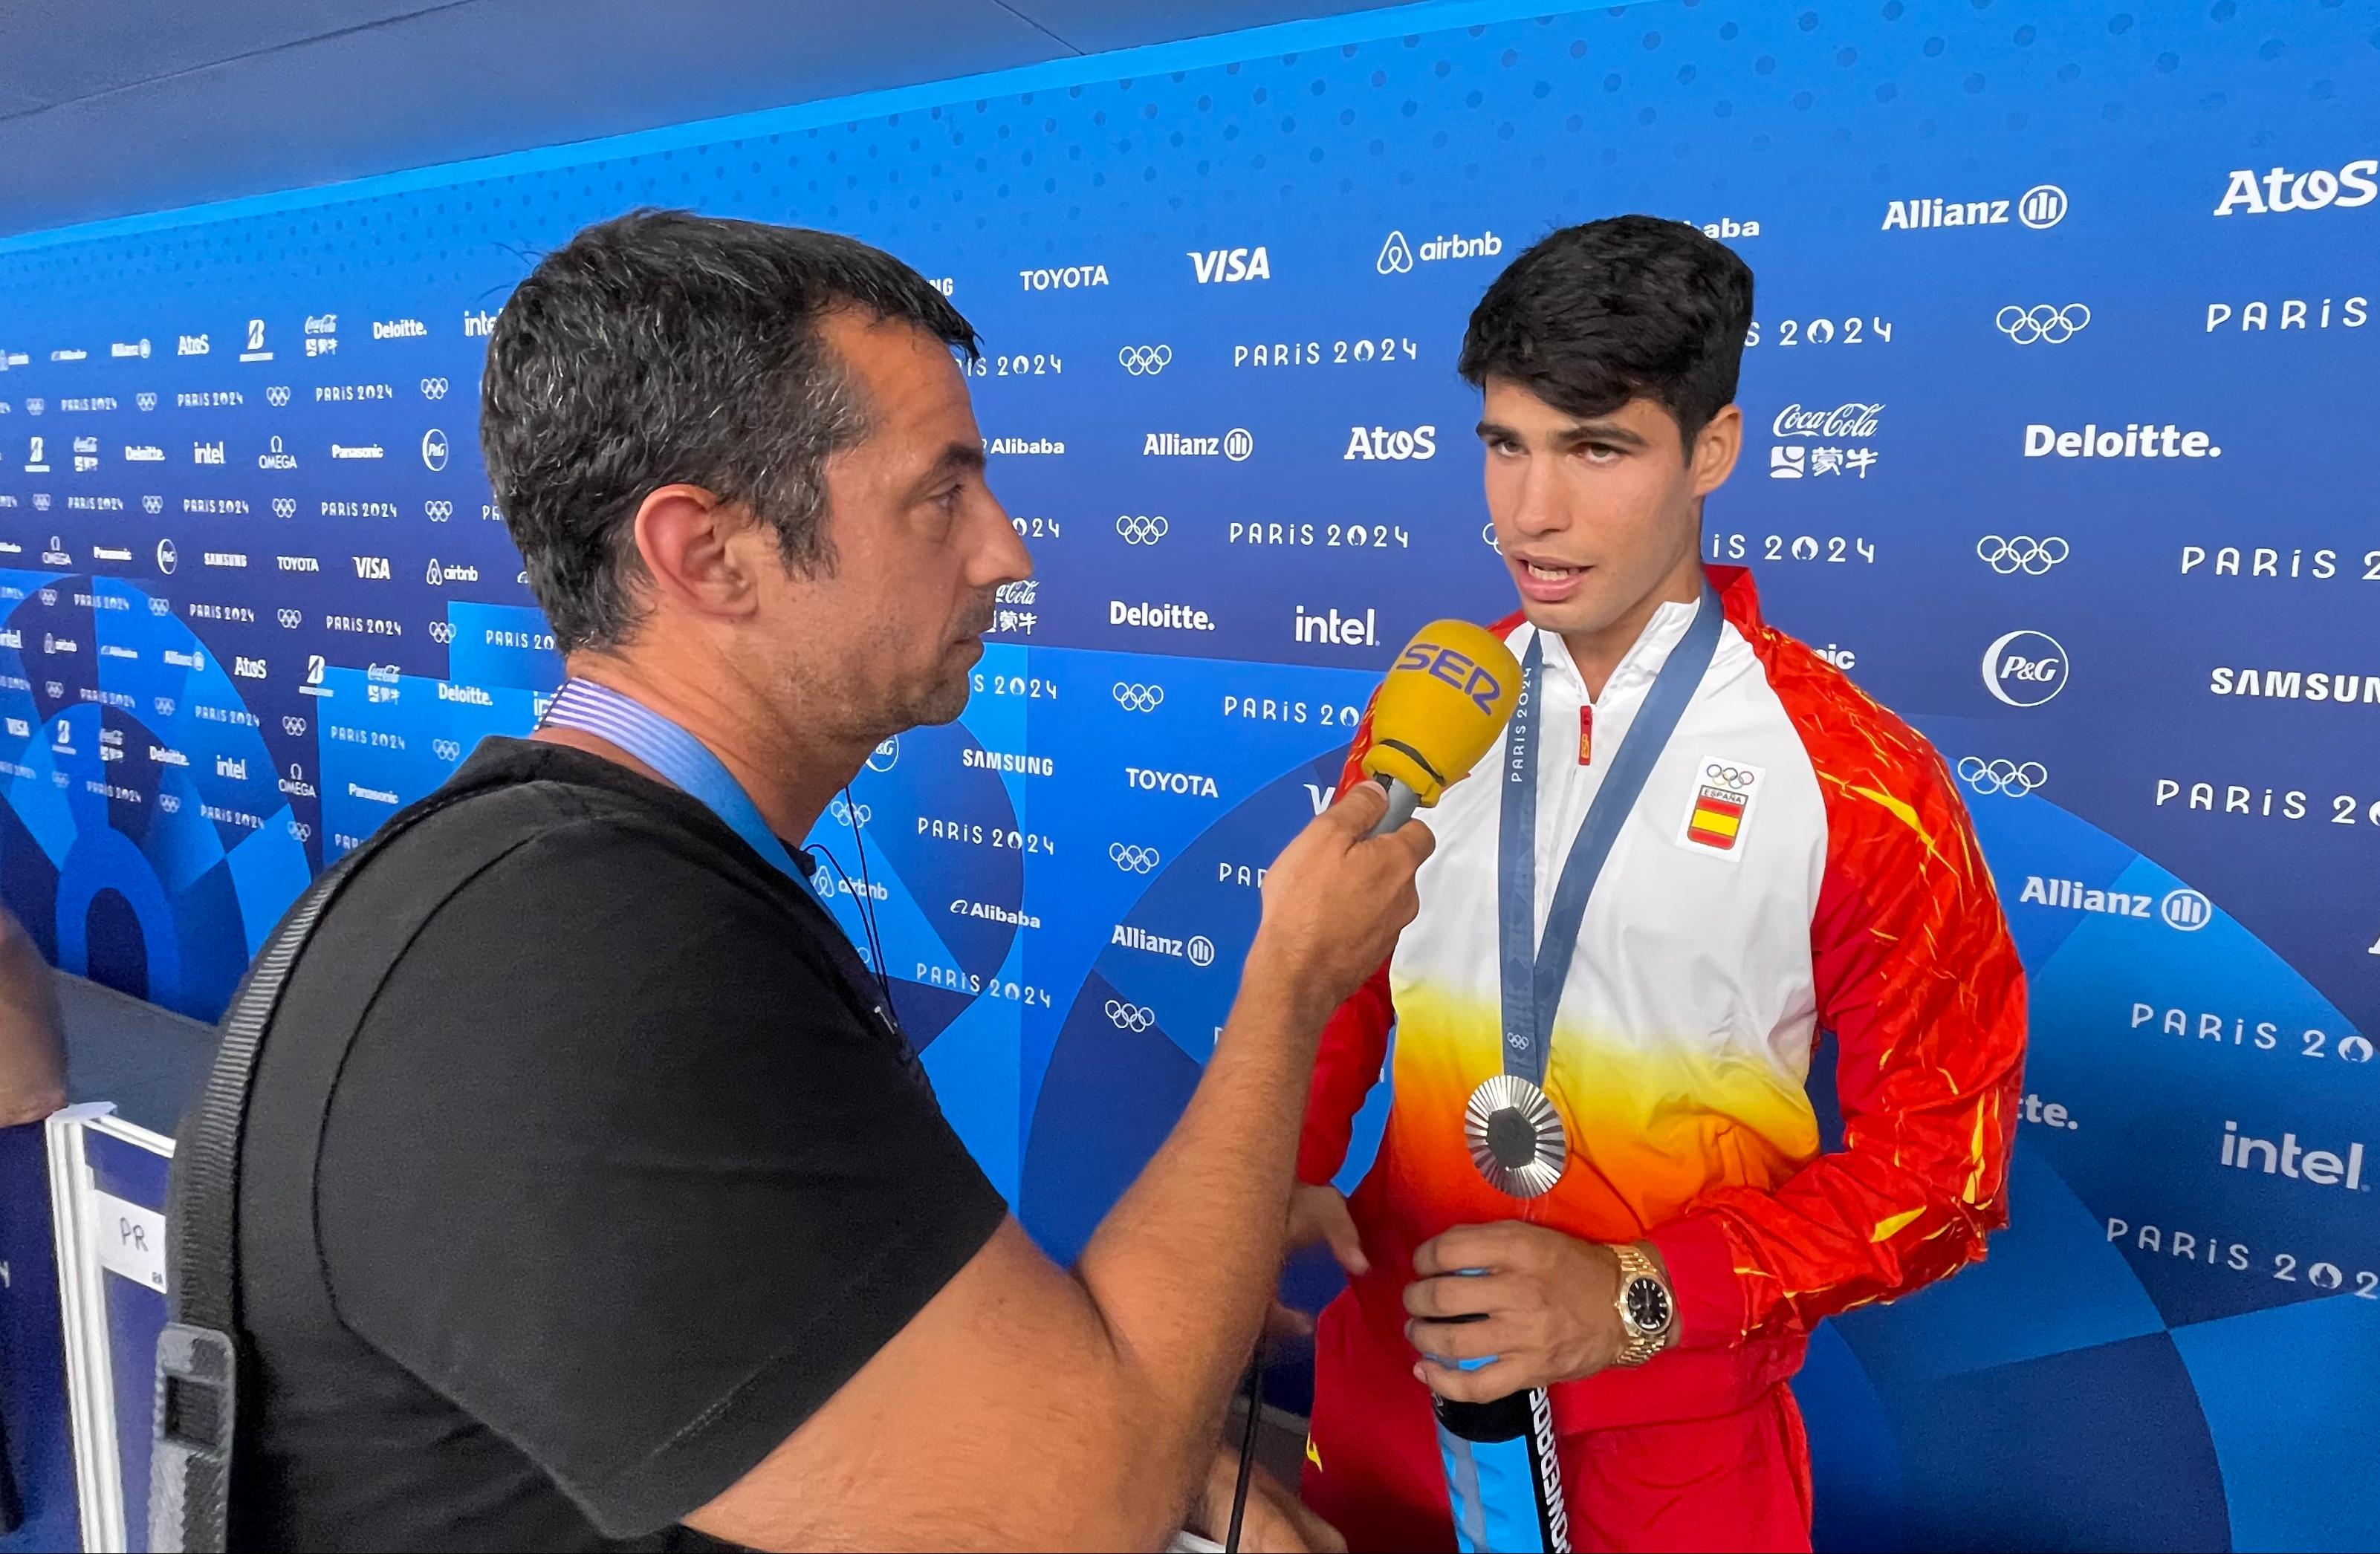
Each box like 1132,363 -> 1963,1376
1702,763 -> 1757,790
1117,345 -> 1173,376
432,738 -> 463,761
427,620 -> 456,644
421,377 -> 450,400
277,608 -> 303,628
136,393 -> 158,412
831,798 -> 873,827
1976,535 -> 2069,575
287,819 -> 311,842
142,495 -> 163,514
1116,513 -> 1170,545
158,792 -> 181,814
148,598 -> 172,617
1995,303 -> 2090,345
152,696 -> 175,718
282,715 -> 308,736
1105,999 -> 1155,1032
1112,682 -> 1164,712
265,385 -> 291,407
1956,757 -> 2048,797
271,497 -> 296,518
1109,842 -> 1161,873
424,499 -> 454,521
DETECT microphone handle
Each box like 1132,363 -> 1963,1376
1370,776 -> 1421,836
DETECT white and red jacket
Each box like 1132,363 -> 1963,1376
1300,565 -> 2027,1428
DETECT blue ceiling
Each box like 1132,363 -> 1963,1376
0,0 -> 1421,240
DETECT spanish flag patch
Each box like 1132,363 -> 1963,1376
1678,757 -> 1765,861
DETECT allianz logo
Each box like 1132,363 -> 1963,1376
2213,158 -> 2378,216
1189,246 -> 1269,284
1112,923 -> 1217,967
1881,183 -> 2066,230
2222,1119 -> 2367,1190
950,899 -> 1040,929
2018,876 -> 2213,931
1126,765 -> 1219,797
1376,230 -> 1502,274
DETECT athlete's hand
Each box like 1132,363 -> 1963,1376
1248,781 -> 1433,1028
1401,1223 -> 1633,1401
1190,1449 -> 1347,1553
1287,1182 -> 1370,1278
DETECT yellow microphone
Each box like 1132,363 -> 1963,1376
1360,620 -> 1523,835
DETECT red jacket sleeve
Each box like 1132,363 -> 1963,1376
1295,703 -> 1396,1186
1650,709 -> 2028,1350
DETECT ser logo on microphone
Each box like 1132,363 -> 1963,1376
1391,640 -> 1505,715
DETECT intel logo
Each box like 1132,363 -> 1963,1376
1982,629 -> 2069,708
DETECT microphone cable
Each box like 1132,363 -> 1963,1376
1225,1332 -> 1265,1554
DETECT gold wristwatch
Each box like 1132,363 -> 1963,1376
1609,1242 -> 1676,1368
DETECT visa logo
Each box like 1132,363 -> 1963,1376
353,556 -> 391,579
1189,246 -> 1271,284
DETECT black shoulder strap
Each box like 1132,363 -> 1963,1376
149,780 -> 529,1554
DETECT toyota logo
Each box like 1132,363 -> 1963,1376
866,736 -> 900,773
1187,935 -> 1215,967
155,538 -> 177,574
432,738 -> 462,762
1224,427 -> 1254,462
282,715 -> 308,736
1976,535 -> 2069,575
421,428 -> 450,470
1112,682 -> 1164,712
1377,230 -> 1415,274
1956,756 -> 2048,797
2017,183 -> 2069,230
1109,842 -> 1161,874
424,499 -> 454,521
427,620 -> 457,644
830,797 -> 873,827
2160,888 -> 2212,932
142,495 -> 163,514
1116,513 -> 1170,545
1117,345 -> 1173,376
277,608 -> 303,628
421,377 -> 450,400
265,385 -> 291,407
1995,303 -> 2090,345
1981,629 -> 2069,708
1105,998 -> 1156,1033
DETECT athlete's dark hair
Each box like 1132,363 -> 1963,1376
1459,215 -> 1754,458
481,209 -> 979,654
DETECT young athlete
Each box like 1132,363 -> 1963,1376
1291,215 -> 2027,1553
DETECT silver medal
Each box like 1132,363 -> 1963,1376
1463,1074 -> 1568,1198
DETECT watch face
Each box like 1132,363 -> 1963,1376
1624,1275 -> 1673,1335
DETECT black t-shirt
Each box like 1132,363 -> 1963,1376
228,738 -> 1008,1551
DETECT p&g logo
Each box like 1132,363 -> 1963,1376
1982,630 -> 2069,708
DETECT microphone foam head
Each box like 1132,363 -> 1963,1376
1358,620 -> 1523,807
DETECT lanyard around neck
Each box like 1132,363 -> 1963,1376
1495,588 -> 1723,1089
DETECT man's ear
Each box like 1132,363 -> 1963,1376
1690,404 -> 1743,496
632,484 -> 764,622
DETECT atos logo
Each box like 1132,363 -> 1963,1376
1343,424 -> 1437,461
1189,245 -> 1270,284
232,656 -> 267,680
2213,158 -> 2379,217
1982,629 -> 2069,707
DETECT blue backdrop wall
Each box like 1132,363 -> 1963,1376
0,1 -> 2374,1547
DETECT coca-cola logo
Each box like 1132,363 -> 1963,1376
1773,402 -> 1884,440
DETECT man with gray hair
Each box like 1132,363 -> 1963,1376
216,211 -> 1430,1550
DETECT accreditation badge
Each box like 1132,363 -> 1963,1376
1463,1075 -> 1569,1199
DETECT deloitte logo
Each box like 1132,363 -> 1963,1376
1377,230 -> 1502,274
1982,629 -> 2069,707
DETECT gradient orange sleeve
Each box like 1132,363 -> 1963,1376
1650,679 -> 2029,1350
1296,703 -> 1396,1187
